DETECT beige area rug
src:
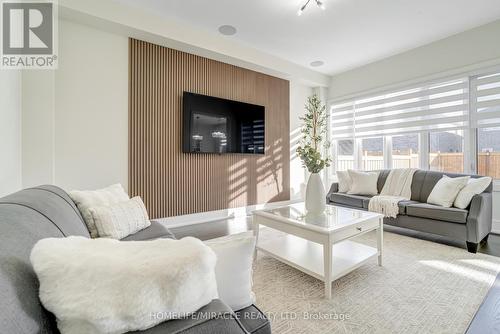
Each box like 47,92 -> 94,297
252,229 -> 500,334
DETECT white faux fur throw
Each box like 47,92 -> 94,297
30,236 -> 218,334
368,169 -> 417,218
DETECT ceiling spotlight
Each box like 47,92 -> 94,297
297,0 -> 325,16
310,60 -> 324,67
218,25 -> 237,36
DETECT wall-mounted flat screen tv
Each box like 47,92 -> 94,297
182,92 -> 265,154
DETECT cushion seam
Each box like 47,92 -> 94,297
177,311 -> 249,334
238,304 -> 270,333
29,187 -> 87,228
416,171 -> 427,202
250,322 -> 270,333
0,202 -> 67,236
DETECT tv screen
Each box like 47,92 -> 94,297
182,92 -> 265,154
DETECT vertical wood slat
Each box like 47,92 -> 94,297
129,38 -> 290,219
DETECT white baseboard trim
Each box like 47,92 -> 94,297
492,219 -> 500,234
154,198 -> 302,228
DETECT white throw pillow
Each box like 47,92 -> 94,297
454,177 -> 492,209
347,170 -> 379,196
30,236 -> 218,334
89,197 -> 151,239
69,184 -> 129,238
336,170 -> 352,193
427,175 -> 470,208
204,232 -> 256,311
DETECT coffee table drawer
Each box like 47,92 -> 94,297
333,219 -> 379,243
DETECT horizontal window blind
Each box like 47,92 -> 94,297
330,101 -> 355,139
471,71 -> 500,128
331,78 -> 469,139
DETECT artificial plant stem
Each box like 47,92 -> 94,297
313,105 -> 317,151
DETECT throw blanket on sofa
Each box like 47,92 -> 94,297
30,236 -> 218,334
368,168 -> 417,218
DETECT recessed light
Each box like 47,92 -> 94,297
218,25 -> 237,36
310,60 -> 324,67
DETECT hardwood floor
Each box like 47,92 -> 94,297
467,272 -> 500,334
170,217 -> 500,333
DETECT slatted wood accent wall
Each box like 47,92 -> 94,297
129,39 -> 290,218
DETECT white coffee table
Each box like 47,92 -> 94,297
253,203 -> 384,299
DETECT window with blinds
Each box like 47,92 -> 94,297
472,71 -> 500,179
331,78 -> 469,139
471,71 -> 500,128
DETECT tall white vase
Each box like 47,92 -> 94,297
305,172 -> 326,215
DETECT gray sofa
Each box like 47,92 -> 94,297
0,185 -> 270,334
327,170 -> 493,253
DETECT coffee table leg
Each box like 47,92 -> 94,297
253,217 -> 260,262
324,241 -> 332,299
377,217 -> 383,266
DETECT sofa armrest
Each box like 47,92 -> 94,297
466,192 -> 493,243
326,183 -> 339,202
130,299 -> 248,334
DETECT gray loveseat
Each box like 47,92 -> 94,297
327,170 -> 492,253
0,185 -> 270,334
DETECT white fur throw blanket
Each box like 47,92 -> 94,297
30,236 -> 218,334
368,168 -> 417,218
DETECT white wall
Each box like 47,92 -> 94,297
22,71 -> 55,188
0,71 -> 22,197
289,82 -> 313,200
329,19 -> 500,100
328,18 -> 500,228
55,20 -> 128,191
21,20 -> 129,192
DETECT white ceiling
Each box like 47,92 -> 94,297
114,0 -> 500,75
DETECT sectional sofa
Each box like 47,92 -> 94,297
327,169 -> 493,253
0,185 -> 270,334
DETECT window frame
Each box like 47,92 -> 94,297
390,133 -> 421,169
427,129 -> 466,174
475,127 -> 500,180
328,64 -> 500,186
360,136 -> 385,171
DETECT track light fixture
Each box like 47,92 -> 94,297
297,0 -> 325,16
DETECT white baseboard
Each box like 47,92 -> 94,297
492,219 -> 500,234
154,198 -> 302,228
